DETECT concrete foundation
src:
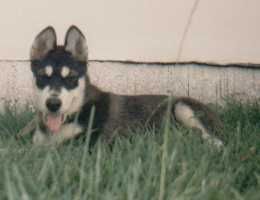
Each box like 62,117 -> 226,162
1,61 -> 260,112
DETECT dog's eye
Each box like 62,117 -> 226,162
68,70 -> 78,78
37,69 -> 47,78
66,75 -> 78,83
66,70 -> 78,80
64,71 -> 78,87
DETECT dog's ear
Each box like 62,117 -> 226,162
64,26 -> 88,62
30,26 -> 57,60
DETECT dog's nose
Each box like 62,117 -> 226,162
46,98 -> 62,112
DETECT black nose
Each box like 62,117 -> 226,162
46,98 -> 62,112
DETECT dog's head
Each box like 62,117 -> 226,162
30,26 -> 88,133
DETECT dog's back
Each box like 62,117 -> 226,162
76,85 -> 223,147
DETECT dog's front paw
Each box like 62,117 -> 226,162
207,137 -> 224,150
33,131 -> 48,145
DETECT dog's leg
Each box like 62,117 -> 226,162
33,128 -> 48,145
174,101 -> 223,148
33,124 -> 82,146
16,117 -> 37,139
50,124 -> 83,145
99,119 -> 122,144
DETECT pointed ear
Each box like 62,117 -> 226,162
30,26 -> 57,60
64,26 -> 88,62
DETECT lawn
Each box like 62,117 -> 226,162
0,100 -> 259,200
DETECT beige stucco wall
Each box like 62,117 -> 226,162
1,1 -> 260,111
0,0 -> 260,63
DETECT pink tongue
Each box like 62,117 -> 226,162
46,115 -> 62,134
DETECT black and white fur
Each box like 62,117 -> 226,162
30,26 -> 224,148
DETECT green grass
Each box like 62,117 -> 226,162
0,100 -> 259,200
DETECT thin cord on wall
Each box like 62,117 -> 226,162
167,0 -> 201,95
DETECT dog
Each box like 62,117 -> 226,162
30,25 -> 223,148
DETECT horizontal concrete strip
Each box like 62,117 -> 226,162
1,61 -> 260,112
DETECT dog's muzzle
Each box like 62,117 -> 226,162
40,112 -> 77,134
45,114 -> 64,133
44,97 -> 63,133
